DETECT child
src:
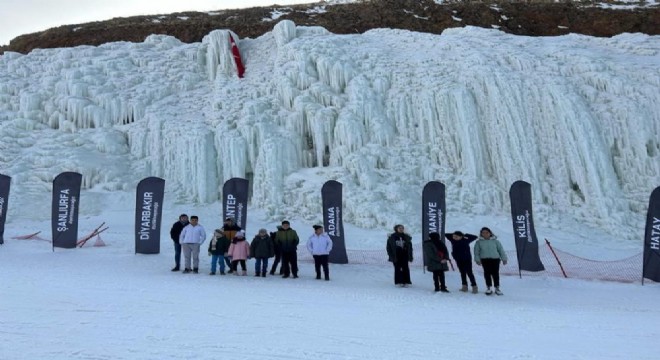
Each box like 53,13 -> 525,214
228,230 -> 250,276
208,229 -> 230,275
445,230 -> 479,293
251,228 -> 275,277
423,232 -> 450,292
473,227 -> 508,295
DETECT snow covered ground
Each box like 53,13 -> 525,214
1,210 -> 658,359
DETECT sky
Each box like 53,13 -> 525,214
0,0 -> 319,46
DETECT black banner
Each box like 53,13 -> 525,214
223,178 -> 248,230
643,186 -> 660,283
52,172 -> 82,249
322,180 -> 348,264
135,177 -> 165,254
0,174 -> 10,245
422,181 -> 446,266
509,180 -> 545,272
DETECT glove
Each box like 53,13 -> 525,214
502,260 -> 507,265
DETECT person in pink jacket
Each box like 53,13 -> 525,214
228,230 -> 250,276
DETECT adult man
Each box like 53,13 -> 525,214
169,214 -> 189,271
275,220 -> 299,278
179,216 -> 206,274
306,225 -> 333,281
222,217 -> 242,273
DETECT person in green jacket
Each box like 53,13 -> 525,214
473,227 -> 508,295
275,220 -> 300,278
423,232 -> 450,293
386,224 -> 413,287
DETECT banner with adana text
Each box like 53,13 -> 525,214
322,180 -> 348,264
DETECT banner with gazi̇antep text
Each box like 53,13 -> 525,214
135,177 -> 165,254
223,178 -> 248,230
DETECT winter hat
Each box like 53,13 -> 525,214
225,217 -> 233,222
313,225 -> 323,230
429,232 -> 441,241
480,227 -> 493,236
179,214 -> 188,219
258,228 -> 268,235
281,220 -> 290,225
236,230 -> 245,238
393,224 -> 404,232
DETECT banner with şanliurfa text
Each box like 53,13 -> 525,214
643,186 -> 660,283
509,180 -> 545,273
52,172 -> 82,249
322,180 -> 348,264
223,178 -> 248,230
0,174 -> 10,245
422,181 -> 446,267
135,177 -> 165,254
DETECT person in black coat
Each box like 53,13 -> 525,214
445,230 -> 478,293
424,232 -> 450,292
386,224 -> 413,287
169,214 -> 189,271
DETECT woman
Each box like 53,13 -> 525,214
423,232 -> 450,292
474,227 -> 508,295
386,224 -> 413,287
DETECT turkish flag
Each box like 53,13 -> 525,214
229,34 -> 245,78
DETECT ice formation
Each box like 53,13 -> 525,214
0,21 -> 658,239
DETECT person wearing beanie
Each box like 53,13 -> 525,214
208,229 -> 230,275
251,228 -> 275,277
474,227 -> 508,295
228,230 -> 250,276
306,225 -> 333,281
222,217 -> 242,273
423,232 -> 451,292
275,220 -> 300,278
169,214 -> 189,271
269,225 -> 284,275
386,224 -> 413,287
445,230 -> 479,293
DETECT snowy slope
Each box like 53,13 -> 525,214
0,21 -> 658,247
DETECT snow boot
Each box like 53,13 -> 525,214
495,287 -> 503,296
460,285 -> 468,292
485,288 -> 493,295
262,272 -> 267,277
220,271 -> 226,275
241,270 -> 247,276
440,288 -> 450,293
171,266 -> 180,272
471,286 -> 479,294
182,268 -> 192,274
192,268 -> 199,274
209,272 -> 216,275
255,273 -> 261,277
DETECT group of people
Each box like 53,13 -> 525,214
170,214 -> 508,295
169,215 -> 333,281
387,225 -> 508,295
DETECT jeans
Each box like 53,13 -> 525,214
211,254 -> 226,273
255,257 -> 269,274
173,242 -> 181,268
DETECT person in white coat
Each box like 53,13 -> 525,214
307,225 -> 333,281
179,215 -> 206,273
